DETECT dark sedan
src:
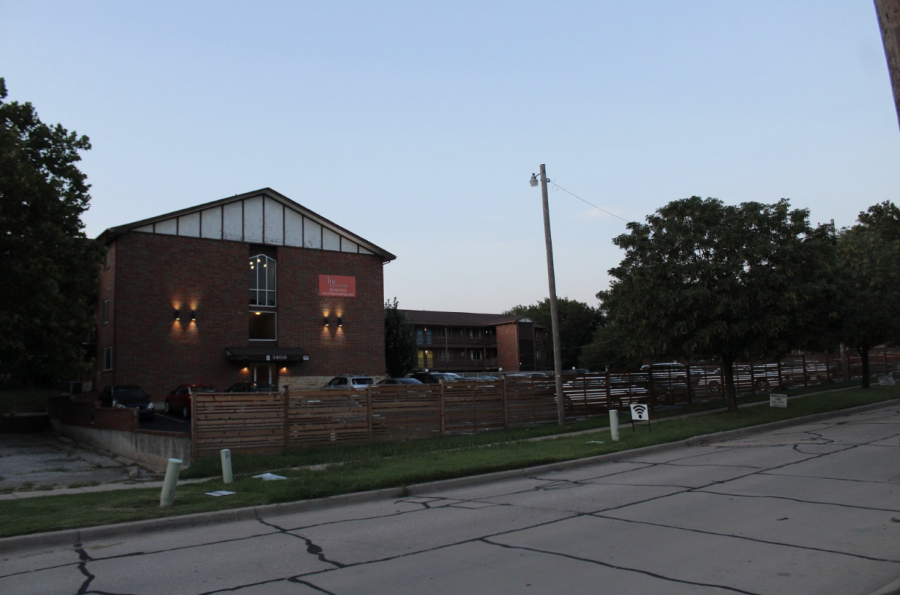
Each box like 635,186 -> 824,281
377,378 -> 424,385
100,385 -> 155,421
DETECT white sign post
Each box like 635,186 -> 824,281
630,403 -> 650,421
770,394 -> 788,408
630,403 -> 651,432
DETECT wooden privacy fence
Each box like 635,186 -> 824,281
192,377 -> 563,459
191,349 -> 899,459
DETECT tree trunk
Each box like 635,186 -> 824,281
722,356 -> 738,413
860,345 -> 871,389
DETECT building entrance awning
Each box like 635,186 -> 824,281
225,346 -> 310,364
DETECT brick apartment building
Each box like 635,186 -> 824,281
93,188 -> 396,400
400,310 -> 550,374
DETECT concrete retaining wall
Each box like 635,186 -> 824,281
51,421 -> 192,471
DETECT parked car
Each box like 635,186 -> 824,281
698,365 -> 776,392
377,377 -> 424,385
476,374 -> 501,381
323,375 -> 375,390
226,381 -> 277,393
410,371 -> 461,384
100,385 -> 155,421
164,384 -> 217,418
640,362 -> 688,378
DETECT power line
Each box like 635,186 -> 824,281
548,181 -> 631,223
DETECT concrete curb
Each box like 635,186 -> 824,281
1,398 -> 897,556
870,577 -> 900,595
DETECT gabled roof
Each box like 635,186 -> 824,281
96,187 -> 396,262
400,310 -> 544,328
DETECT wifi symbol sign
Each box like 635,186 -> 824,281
630,403 -> 649,421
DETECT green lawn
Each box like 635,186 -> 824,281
0,382 -> 897,539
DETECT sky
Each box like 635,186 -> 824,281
3,1 -> 899,314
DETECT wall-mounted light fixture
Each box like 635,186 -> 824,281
190,310 -> 197,322
323,316 -> 330,326
174,309 -> 181,321
338,317 -> 343,327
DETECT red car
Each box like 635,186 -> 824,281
164,384 -> 217,418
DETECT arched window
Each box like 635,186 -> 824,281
249,255 -> 276,307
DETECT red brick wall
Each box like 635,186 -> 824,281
96,240 -> 117,387
496,323 -> 520,372
95,232 -> 386,401
58,400 -> 138,432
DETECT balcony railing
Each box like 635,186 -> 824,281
417,336 -> 497,347
427,357 -> 499,370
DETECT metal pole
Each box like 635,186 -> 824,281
875,0 -> 900,133
539,164 -> 566,425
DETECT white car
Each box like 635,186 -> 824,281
322,375 -> 375,390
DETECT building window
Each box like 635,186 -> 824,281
536,350 -> 542,360
102,346 -> 113,371
104,249 -> 110,269
102,300 -> 109,325
249,311 -> 277,341
416,327 -> 432,345
471,350 -> 483,360
249,255 -> 276,307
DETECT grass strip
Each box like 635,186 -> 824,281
0,384 -> 897,538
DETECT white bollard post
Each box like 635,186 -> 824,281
160,458 -> 183,507
609,409 -> 620,442
221,449 -> 233,485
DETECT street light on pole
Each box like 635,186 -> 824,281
532,164 -> 566,425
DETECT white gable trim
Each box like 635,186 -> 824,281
130,193 -> 370,256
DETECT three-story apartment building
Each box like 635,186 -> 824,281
400,310 -> 550,373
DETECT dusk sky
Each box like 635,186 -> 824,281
3,1 -> 898,313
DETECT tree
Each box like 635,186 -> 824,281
835,208 -> 900,388
577,322 -> 641,371
598,197 -> 833,413
384,298 -> 417,378
504,298 -> 602,370
0,78 -> 104,387
857,200 -> 900,242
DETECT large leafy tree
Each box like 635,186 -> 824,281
504,297 -> 602,370
857,200 -> 900,242
835,204 -> 900,387
0,78 -> 103,387
598,197 -> 833,413
577,322 -> 641,371
384,297 -> 417,378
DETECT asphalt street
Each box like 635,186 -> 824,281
1,403 -> 899,595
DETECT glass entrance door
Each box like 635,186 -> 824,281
251,363 -> 275,385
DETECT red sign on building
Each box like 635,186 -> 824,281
318,275 -> 356,297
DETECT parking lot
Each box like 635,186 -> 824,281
138,412 -> 190,434
0,433 -> 150,494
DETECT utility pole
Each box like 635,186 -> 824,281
535,164 -> 566,425
875,0 -> 900,132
